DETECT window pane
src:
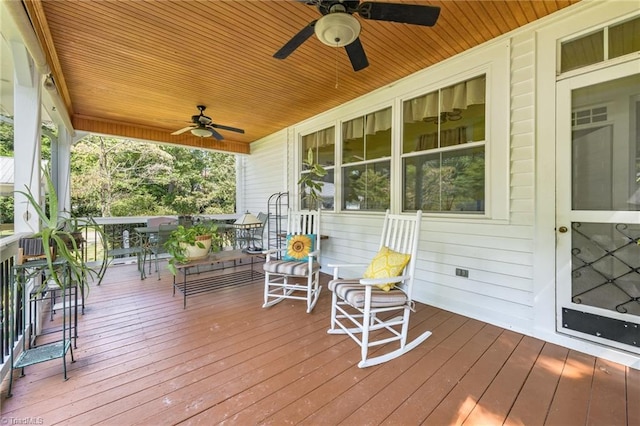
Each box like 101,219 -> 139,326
342,161 -> 390,211
609,16 -> 640,60
302,126 -> 335,168
571,74 -> 640,211
301,168 -> 334,210
403,146 -> 485,213
367,127 -> 391,158
561,31 -> 604,73
403,76 -> 485,153
343,107 -> 391,164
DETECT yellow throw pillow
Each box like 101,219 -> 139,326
363,246 -> 411,292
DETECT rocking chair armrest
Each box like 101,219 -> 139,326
263,248 -> 286,261
262,248 -> 284,254
327,263 -> 369,279
327,263 -> 368,269
360,274 -> 409,286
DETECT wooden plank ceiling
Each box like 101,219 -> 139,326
24,0 -> 580,154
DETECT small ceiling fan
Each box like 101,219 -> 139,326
171,105 -> 245,140
274,0 -> 441,71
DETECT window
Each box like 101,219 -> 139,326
300,127 -> 335,210
342,107 -> 391,211
402,75 -> 486,213
560,16 -> 640,73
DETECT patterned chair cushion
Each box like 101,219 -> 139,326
328,279 -> 408,308
263,259 -> 320,276
363,246 -> 411,292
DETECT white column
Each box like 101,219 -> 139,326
235,156 -> 244,214
54,130 -> 73,216
12,41 -> 42,234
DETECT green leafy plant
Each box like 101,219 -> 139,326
165,222 -> 222,275
16,167 -> 104,292
298,148 -> 327,210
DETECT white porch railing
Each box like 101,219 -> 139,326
0,233 -> 28,384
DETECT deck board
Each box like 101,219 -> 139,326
503,341 -> 568,426
588,358 -> 629,425
545,350 -> 596,425
1,261 -> 637,425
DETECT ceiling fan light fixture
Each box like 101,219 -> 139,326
314,12 -> 360,47
191,127 -> 211,137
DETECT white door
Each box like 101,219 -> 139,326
556,60 -> 640,354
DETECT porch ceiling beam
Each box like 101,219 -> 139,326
72,115 -> 250,154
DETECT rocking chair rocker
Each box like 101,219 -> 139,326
327,210 -> 430,368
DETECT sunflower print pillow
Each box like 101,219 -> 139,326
283,234 -> 316,262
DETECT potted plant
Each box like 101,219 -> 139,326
16,167 -> 104,292
298,148 -> 327,210
165,222 -> 222,275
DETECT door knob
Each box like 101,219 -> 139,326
558,226 -> 568,233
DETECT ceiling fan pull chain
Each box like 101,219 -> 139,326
334,42 -> 339,89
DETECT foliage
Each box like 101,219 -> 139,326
348,167 -> 390,210
110,194 -> 167,217
1,120 -> 54,227
71,136 -> 175,217
16,166 -> 105,291
298,148 -> 327,210
403,150 -> 485,212
2,119 -> 237,228
0,196 -> 13,224
70,137 -> 236,218
172,195 -> 198,216
164,222 -> 223,275
0,120 -> 14,155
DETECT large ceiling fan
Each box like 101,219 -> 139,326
274,0 -> 441,71
171,105 -> 245,140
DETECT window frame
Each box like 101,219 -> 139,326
400,74 -> 488,215
293,44 -> 509,220
339,106 -> 393,212
297,125 -> 337,211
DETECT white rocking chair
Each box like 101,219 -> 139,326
263,209 -> 321,313
327,210 -> 430,368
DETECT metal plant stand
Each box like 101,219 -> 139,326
8,258 -> 77,397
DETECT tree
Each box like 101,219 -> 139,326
0,120 -> 14,155
71,136 -> 174,217
70,136 -> 236,217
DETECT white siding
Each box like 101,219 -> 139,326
241,0 -> 640,368
237,130 -> 288,215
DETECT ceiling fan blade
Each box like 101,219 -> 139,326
273,20 -> 317,59
207,127 -> 224,140
345,38 -> 369,71
171,125 -> 195,135
358,2 -> 440,27
211,123 -> 245,134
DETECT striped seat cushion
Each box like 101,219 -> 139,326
263,259 -> 320,276
328,279 -> 408,308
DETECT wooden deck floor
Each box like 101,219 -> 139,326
1,260 -> 638,425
